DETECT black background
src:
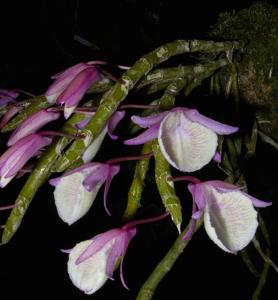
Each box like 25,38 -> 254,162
0,1 -> 277,299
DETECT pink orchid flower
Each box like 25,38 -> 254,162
65,212 -> 168,294
67,227 -> 136,294
49,162 -> 120,225
0,134 -> 52,187
124,107 -> 238,172
45,62 -> 102,119
184,179 -> 271,253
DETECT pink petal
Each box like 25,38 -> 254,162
108,111 -> 125,140
49,162 -> 99,186
103,165 -> 120,215
184,109 -> 238,135
5,135 -> 51,177
119,228 -> 137,290
46,63 -> 91,104
188,183 -> 206,212
82,164 -> 110,192
213,151 -> 221,163
182,197 -> 197,240
0,89 -> 19,99
50,63 -> 89,80
74,115 -> 93,130
0,96 -> 17,107
243,193 -> 272,208
124,123 -> 159,145
105,232 -> 126,279
76,229 -> 122,264
7,109 -> 60,146
130,111 -> 168,128
0,105 -> 23,129
56,67 -> 101,107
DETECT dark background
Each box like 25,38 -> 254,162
0,1 -> 277,299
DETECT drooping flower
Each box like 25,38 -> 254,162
124,107 -> 238,172
184,179 -> 272,253
67,227 -> 136,294
45,62 -> 102,119
7,109 -> 60,146
0,134 -> 52,187
49,162 -> 120,225
65,212 -> 168,294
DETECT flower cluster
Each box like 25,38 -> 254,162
0,58 -> 273,297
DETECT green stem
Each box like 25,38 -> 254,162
152,140 -> 182,232
240,250 -> 259,277
184,59 -> 227,96
54,40 -> 243,172
136,218 -> 203,300
137,60 -> 226,90
252,250 -> 271,300
123,141 -> 153,222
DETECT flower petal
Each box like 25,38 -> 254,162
158,111 -> 218,172
53,164 -> 101,225
119,228 -> 137,290
243,193 -> 272,208
56,67 -> 101,108
203,187 -> 258,253
46,63 -> 90,104
51,63 -> 89,80
68,239 -> 114,295
108,111 -> 125,140
82,164 -> 109,192
124,123 -> 160,145
103,165 -> 120,215
184,109 -> 238,135
0,134 -> 51,179
130,111 -> 168,128
105,232 -> 126,279
82,127 -> 107,163
76,229 -> 122,264
7,109 -> 60,146
0,105 -> 23,129
0,89 -> 19,99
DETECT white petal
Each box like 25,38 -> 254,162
54,168 -> 102,225
0,174 -> 15,188
203,187 -> 258,253
68,239 -> 115,294
64,105 -> 77,119
158,111 -> 218,172
82,126 -> 107,163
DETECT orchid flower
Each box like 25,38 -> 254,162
7,109 -> 60,146
65,212 -> 168,294
49,162 -> 120,225
0,134 -> 52,187
67,227 -> 136,294
45,62 -> 102,119
124,107 -> 238,172
181,179 -> 272,253
0,89 -> 19,107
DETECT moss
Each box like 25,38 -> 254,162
209,2 -> 278,141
